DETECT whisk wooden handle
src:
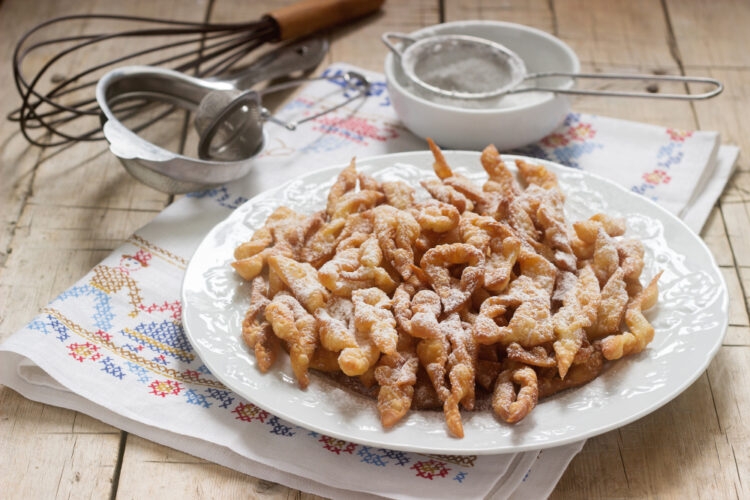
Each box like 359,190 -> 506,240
268,0 -> 385,41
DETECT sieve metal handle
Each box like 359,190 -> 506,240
381,32 -> 417,60
197,70 -> 370,158
258,70 -> 371,130
516,72 -> 724,100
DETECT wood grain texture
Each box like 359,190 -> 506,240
0,0 -> 748,498
116,435 -> 328,500
554,0 -> 678,68
443,0 -> 555,32
0,387 -> 121,499
0,0 -> 204,498
666,0 -> 750,68
686,68 -> 750,172
702,206 -> 734,267
707,346 -> 750,499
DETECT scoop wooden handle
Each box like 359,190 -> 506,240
268,0 -> 385,41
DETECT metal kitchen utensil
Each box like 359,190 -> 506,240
382,33 -> 723,100
10,0 -> 384,147
196,71 -> 369,162
96,60 -> 370,194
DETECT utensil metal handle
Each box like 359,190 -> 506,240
260,70 -> 371,130
517,72 -> 724,100
228,38 -> 329,89
381,32 -> 417,60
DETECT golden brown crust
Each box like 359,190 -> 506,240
230,141 -> 661,437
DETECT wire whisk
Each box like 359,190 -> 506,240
9,0 -> 385,148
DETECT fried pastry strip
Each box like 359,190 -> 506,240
601,272 -> 662,360
409,290 -> 443,339
421,178 -> 474,213
421,243 -> 485,314
505,343 -> 556,368
443,315 -> 477,438
375,334 -> 419,427
552,266 -> 601,378
232,206 -> 313,280
535,187 -> 576,271
587,268 -> 628,339
427,138 -> 496,214
485,236 -> 521,292
327,158 -> 358,217
412,200 -> 461,233
241,276 -> 280,372
516,159 -> 559,191
474,249 -> 556,346
416,313 -> 453,405
352,288 -> 398,355
571,214 -> 626,260
300,218 -> 347,268
538,350 -> 604,398
492,365 -> 539,424
268,254 -> 329,312
331,189 -> 384,220
358,172 -> 382,192
373,204 -> 420,280
480,144 -> 521,199
315,297 -> 356,352
265,292 -> 319,388
617,238 -> 646,297
382,181 -> 415,210
318,236 -> 397,297
592,228 -> 619,286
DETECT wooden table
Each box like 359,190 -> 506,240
1,0 -> 748,498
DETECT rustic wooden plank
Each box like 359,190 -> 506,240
724,326 -> 750,346
554,370 -> 741,498
701,206 -> 734,267
666,0 -> 750,69
721,266 -> 750,327
721,202 -> 750,268
0,387 -> 121,499
0,1 -> 209,497
737,266 -> 750,321
444,0 -> 554,32
0,0 -> 87,265
720,171 -> 750,204
116,435 -> 327,500
684,68 -> 750,172
706,346 -> 750,498
326,0 -> 441,72
554,0 -> 678,68
549,431 -> 631,498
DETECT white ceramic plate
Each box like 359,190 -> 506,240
182,151 -> 728,455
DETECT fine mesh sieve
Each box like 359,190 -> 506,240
383,32 -> 723,101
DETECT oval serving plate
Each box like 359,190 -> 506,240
181,150 -> 728,455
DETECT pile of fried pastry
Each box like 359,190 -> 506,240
232,139 -> 661,438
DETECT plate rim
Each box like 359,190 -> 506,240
181,149 -> 729,455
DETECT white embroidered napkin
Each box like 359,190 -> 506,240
0,63 -> 738,499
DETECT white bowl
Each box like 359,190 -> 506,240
384,21 -> 580,150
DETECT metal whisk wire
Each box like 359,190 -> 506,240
10,13 -> 279,147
